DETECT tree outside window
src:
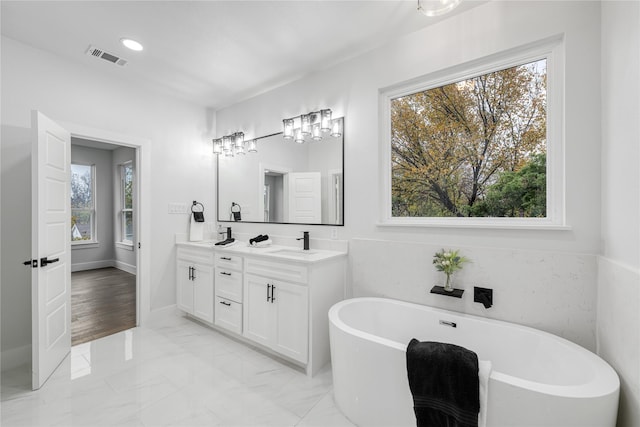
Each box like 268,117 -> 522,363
390,59 -> 547,218
71,164 -> 95,242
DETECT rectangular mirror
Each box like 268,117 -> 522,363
217,117 -> 344,225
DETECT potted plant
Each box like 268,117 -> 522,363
433,249 -> 469,292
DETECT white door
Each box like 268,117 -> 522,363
31,111 -> 71,390
288,172 -> 321,223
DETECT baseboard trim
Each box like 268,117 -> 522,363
71,260 -> 114,272
114,260 -> 136,275
71,260 -> 137,274
2,343 -> 31,372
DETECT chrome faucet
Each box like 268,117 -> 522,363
297,231 -> 310,250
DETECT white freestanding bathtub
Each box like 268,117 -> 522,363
328,297 -> 619,427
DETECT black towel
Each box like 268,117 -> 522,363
406,339 -> 479,427
249,234 -> 269,245
214,238 -> 235,246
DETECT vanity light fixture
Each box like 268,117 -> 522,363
282,109 -> 340,144
330,119 -> 342,138
283,118 -> 295,139
417,0 -> 460,17
213,131 -> 256,157
212,138 -> 223,154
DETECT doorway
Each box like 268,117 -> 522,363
70,137 -> 138,345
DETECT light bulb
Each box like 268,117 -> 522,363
283,118 -> 294,139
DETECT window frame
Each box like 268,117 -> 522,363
119,161 -> 134,247
71,163 -> 98,245
378,37 -> 567,230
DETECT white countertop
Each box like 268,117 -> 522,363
177,240 -> 347,263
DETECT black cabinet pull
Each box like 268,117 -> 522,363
267,284 -> 271,302
188,266 -> 192,280
271,284 -> 276,303
220,257 -> 232,261
219,301 -> 231,306
220,272 -> 231,276
192,267 -> 196,280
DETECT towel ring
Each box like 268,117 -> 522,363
191,201 -> 204,213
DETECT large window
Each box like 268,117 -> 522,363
71,163 -> 96,242
380,40 -> 564,228
120,162 -> 134,244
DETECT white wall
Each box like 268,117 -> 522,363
215,0 -> 603,348
598,2 -> 640,426
70,144 -> 115,271
0,35 -> 211,368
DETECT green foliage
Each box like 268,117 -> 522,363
471,154 -> 546,217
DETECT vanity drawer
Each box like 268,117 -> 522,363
245,258 -> 308,284
215,296 -> 242,335
177,247 -> 214,266
215,253 -> 243,271
215,269 -> 243,302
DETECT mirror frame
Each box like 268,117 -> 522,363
216,122 -> 344,226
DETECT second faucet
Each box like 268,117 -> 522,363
297,231 -> 310,250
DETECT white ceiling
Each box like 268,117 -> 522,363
1,1 -> 481,110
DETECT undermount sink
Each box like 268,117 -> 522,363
269,249 -> 318,257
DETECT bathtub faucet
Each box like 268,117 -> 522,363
474,286 -> 493,309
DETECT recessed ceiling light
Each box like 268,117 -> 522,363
120,38 -> 143,52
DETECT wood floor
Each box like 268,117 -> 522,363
71,267 -> 136,346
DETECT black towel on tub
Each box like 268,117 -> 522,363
406,339 -> 479,427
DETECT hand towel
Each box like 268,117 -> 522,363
406,339 -> 479,427
189,215 -> 204,242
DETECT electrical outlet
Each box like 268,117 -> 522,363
331,227 -> 338,240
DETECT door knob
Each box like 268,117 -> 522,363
40,257 -> 60,267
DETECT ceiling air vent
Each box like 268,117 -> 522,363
85,45 -> 128,67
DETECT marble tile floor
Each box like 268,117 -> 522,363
1,313 -> 355,427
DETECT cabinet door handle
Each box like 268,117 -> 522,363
188,266 -> 193,280
267,284 -> 271,302
191,267 -> 196,281
220,272 -> 231,276
271,284 -> 276,303
220,257 -> 232,261
219,301 -> 231,307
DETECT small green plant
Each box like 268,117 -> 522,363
433,249 -> 469,291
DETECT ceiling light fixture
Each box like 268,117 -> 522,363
282,109 -> 341,144
120,38 -> 144,52
417,0 -> 461,17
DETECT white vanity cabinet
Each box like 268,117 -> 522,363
176,240 -> 346,377
244,271 -> 309,363
242,256 -> 344,376
176,246 -> 214,324
214,253 -> 243,334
